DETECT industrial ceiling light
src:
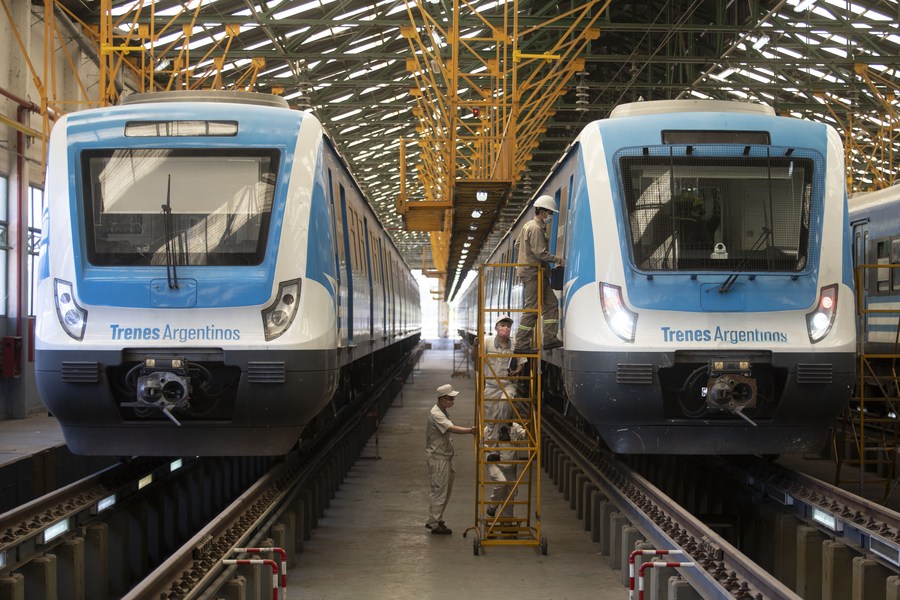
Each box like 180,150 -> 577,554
471,210 -> 482,218
476,190 -> 488,201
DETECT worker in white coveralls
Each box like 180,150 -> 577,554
425,384 -> 476,535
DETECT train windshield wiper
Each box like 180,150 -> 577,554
718,227 -> 771,294
161,174 -> 179,289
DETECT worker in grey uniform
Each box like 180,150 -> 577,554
425,384 -> 476,535
513,194 -> 565,353
485,421 -> 528,518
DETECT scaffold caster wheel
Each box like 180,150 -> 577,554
473,537 -> 481,556
540,536 -> 548,555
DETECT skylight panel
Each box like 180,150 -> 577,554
275,0 -> 337,20
774,46 -> 804,59
330,93 -> 355,104
348,38 -> 390,55
821,46 -> 848,58
303,26 -> 355,45
285,27 -> 313,41
336,5 -> 375,20
335,109 -> 364,122
726,89 -> 750,100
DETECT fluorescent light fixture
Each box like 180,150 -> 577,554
42,518 -> 70,544
870,536 -> 900,567
97,494 -> 117,513
170,459 -> 183,472
138,474 -> 154,489
811,507 -> 842,532
0,551 -> 5,569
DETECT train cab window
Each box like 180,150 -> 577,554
619,148 -> 816,273
82,148 -> 276,266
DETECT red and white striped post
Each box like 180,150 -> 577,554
233,547 -> 288,595
223,559 -> 279,600
628,549 -> 683,600
637,560 -> 696,600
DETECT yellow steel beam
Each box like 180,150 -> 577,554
400,0 -> 611,288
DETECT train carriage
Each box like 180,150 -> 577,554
36,91 -> 420,456
460,99 -> 856,455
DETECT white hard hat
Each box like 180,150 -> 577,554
533,195 -> 558,213
495,315 -> 513,327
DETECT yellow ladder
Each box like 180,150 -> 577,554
466,262 -> 548,555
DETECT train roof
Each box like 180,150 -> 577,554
121,90 -> 290,109
849,184 -> 900,213
610,99 -> 775,119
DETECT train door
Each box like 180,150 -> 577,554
388,258 -> 396,336
379,242 -> 387,339
339,184 -> 354,347
328,169 -> 348,348
363,217 -> 374,341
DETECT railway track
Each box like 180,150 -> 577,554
0,344 -> 421,598
542,408 -> 900,599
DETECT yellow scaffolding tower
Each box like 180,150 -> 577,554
465,262 -> 547,555
835,263 -> 900,501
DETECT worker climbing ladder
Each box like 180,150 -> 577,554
465,262 -> 548,555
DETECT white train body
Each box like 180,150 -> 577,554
461,100 -> 856,454
36,92 -> 420,455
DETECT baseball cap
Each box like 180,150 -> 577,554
436,384 -> 459,398
495,315 -> 513,327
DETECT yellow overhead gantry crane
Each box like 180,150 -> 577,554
397,0 -> 609,299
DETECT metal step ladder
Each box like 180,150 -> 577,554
465,262 -> 548,555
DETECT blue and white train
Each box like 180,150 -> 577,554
849,184 -> 900,356
460,99 -> 856,454
36,91 -> 421,456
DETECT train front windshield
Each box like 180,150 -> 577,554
81,149 -> 278,266
620,149 -> 819,273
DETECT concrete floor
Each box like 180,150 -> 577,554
287,345 -> 628,599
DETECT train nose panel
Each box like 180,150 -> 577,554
150,279 -> 197,308
700,283 -> 746,310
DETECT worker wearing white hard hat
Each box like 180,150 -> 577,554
481,315 -> 517,438
513,194 -> 565,352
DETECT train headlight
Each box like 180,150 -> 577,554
54,279 -> 87,341
806,284 -> 838,344
261,278 -> 301,341
600,282 -> 637,342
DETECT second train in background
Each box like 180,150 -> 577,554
459,99 -> 856,455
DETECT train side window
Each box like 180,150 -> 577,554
333,179 -> 346,274
556,183 -> 569,254
347,206 -> 359,270
877,240 -> 890,292
893,239 -> 900,291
